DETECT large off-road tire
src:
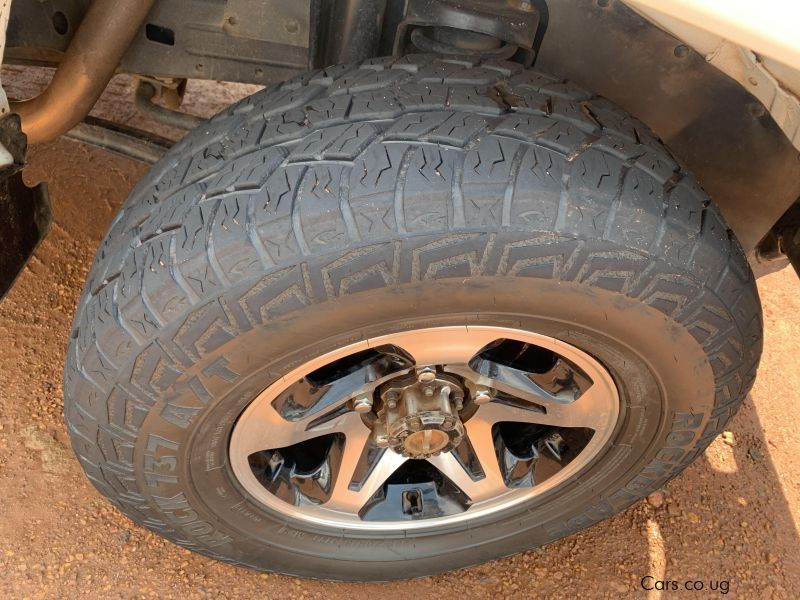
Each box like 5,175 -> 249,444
64,54 -> 761,580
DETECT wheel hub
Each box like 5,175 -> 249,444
376,368 -> 466,459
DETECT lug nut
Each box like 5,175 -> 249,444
352,395 -> 373,413
474,385 -> 493,404
417,367 -> 436,383
375,433 -> 389,448
383,390 -> 399,409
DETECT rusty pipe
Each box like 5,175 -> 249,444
135,80 -> 205,131
10,0 -> 156,144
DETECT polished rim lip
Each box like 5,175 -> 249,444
229,325 -> 620,532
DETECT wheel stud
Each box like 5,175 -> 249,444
384,390 -> 399,409
352,395 -> 373,413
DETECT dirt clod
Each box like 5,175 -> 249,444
647,491 -> 665,508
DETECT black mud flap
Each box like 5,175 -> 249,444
0,115 -> 52,299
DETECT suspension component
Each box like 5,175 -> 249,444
393,0 -> 539,64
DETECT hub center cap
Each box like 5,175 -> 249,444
404,429 -> 450,455
377,368 -> 466,459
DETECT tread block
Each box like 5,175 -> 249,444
403,146 -> 460,232
174,201 -> 226,297
349,90 -> 404,120
290,123 -> 380,162
349,142 -> 410,199
202,147 -> 287,197
252,165 -> 307,263
386,112 -> 452,140
606,168 -> 663,252
259,108 -> 308,145
448,86 -> 505,115
396,83 -> 450,110
509,145 -> 563,231
402,232 -> 492,280
297,165 -> 350,252
317,242 -> 398,296
507,71 -> 591,101
427,113 -> 489,147
535,120 -> 593,155
329,67 -> 408,96
462,137 -> 524,227
211,193 -> 267,282
494,113 -> 554,140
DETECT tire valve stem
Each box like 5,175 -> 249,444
352,395 -> 373,413
543,432 -> 566,462
474,385 -> 493,404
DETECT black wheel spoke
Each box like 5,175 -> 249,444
271,346 -> 414,423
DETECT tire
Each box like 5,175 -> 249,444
64,54 -> 762,580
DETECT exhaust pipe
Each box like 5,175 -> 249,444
10,0 -> 156,144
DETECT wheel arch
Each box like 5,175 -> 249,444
533,0 -> 800,254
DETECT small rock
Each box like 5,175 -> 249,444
748,447 -> 764,461
686,512 -> 700,524
766,552 -> 778,565
721,431 -> 735,446
19,425 -> 71,474
647,490 -> 665,508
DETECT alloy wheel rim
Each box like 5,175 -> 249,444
229,326 -> 620,531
